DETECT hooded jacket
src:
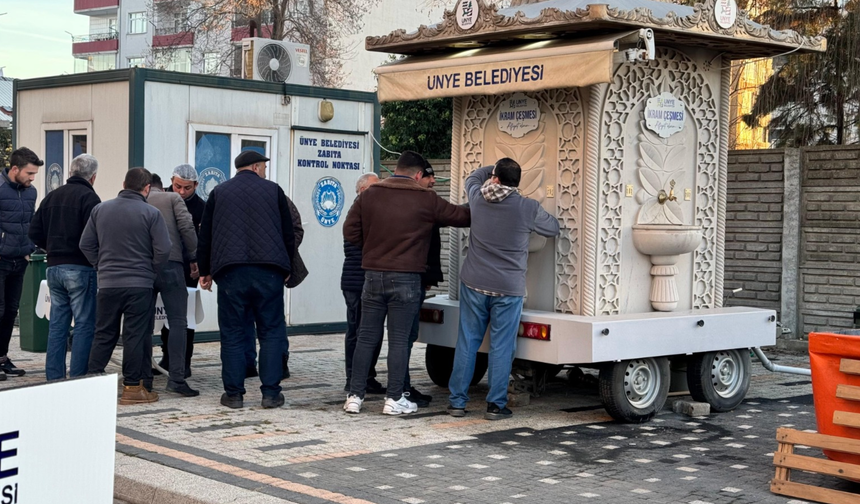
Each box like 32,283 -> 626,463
460,165 -> 560,297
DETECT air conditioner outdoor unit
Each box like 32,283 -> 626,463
241,37 -> 311,85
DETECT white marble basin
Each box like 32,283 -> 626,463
632,224 -> 703,258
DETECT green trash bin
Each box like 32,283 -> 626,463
19,253 -> 49,352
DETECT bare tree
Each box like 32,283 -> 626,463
146,0 -> 379,87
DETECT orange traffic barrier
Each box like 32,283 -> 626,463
809,331 -> 860,466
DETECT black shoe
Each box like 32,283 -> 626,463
447,405 -> 466,417
262,393 -> 285,409
365,378 -> 387,395
403,389 -> 431,408
0,358 -> 25,377
485,402 -> 513,420
406,386 -> 431,404
282,355 -> 290,380
245,366 -> 258,379
166,382 -> 200,397
220,393 -> 243,409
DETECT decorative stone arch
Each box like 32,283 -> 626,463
594,47 -> 720,315
450,89 -> 585,314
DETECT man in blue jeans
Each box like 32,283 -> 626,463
0,147 -> 42,381
29,154 -> 101,381
197,150 -> 295,410
342,151 -> 470,416
448,158 -> 560,420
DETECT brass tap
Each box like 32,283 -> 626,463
657,180 -> 678,205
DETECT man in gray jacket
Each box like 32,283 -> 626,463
448,158 -> 560,420
82,168 -> 171,405
148,174 -> 198,397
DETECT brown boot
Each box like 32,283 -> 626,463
119,381 -> 159,405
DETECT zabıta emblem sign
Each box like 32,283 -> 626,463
313,177 -> 345,227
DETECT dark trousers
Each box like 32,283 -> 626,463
87,287 -> 155,387
152,262 -> 188,387
404,288 -> 428,390
0,258 -> 27,357
160,261 -> 197,371
343,289 -> 381,384
349,271 -> 421,400
216,265 -> 285,398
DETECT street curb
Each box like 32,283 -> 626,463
115,474 -> 212,504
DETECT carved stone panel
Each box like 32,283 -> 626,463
453,89 -> 584,313
597,48 -> 720,315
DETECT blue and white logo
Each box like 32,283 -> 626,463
312,177 -> 345,227
47,163 -> 63,193
198,167 -> 227,201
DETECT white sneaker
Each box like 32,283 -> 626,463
382,395 -> 418,415
344,394 -> 363,414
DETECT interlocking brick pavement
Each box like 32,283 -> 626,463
1,331 -> 840,504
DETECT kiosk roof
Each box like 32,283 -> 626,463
366,0 -> 825,60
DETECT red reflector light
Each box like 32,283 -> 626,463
419,308 -> 444,324
518,322 -> 550,341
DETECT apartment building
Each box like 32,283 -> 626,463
71,0 -> 444,91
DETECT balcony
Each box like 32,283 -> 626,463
152,27 -> 194,48
73,0 -> 119,16
71,29 -> 119,56
231,24 -> 273,42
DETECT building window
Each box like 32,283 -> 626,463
81,53 -> 116,72
128,12 -> 147,34
204,52 -> 220,74
128,57 -> 145,68
156,48 -> 191,73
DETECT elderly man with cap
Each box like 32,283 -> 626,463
197,150 -> 295,409
159,164 -> 205,377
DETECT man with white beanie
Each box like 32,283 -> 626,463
158,164 -> 205,376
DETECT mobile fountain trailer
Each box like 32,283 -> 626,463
367,0 -> 824,422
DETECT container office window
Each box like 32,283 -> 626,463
43,127 -> 91,195
128,12 -> 147,34
190,127 -> 276,200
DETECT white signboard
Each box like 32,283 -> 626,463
715,0 -> 737,28
0,375 -> 117,503
456,0 -> 479,30
291,131 -> 365,325
645,92 -> 687,138
497,93 -> 541,138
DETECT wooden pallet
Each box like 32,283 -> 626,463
771,358 -> 860,503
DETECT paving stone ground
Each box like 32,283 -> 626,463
2,331 -> 852,504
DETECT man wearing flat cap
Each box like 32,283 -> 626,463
197,150 -> 296,409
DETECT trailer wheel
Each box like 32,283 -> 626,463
687,349 -> 751,412
599,357 -> 670,423
424,344 -> 488,387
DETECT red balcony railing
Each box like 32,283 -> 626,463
72,38 -> 118,56
73,0 -> 119,14
152,31 -> 194,48
231,24 -> 273,42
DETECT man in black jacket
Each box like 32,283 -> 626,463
198,151 -> 295,410
29,154 -> 101,381
162,164 -> 205,376
341,172 -> 385,394
0,147 -> 42,381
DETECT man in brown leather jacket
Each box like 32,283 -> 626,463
342,151 -> 470,416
